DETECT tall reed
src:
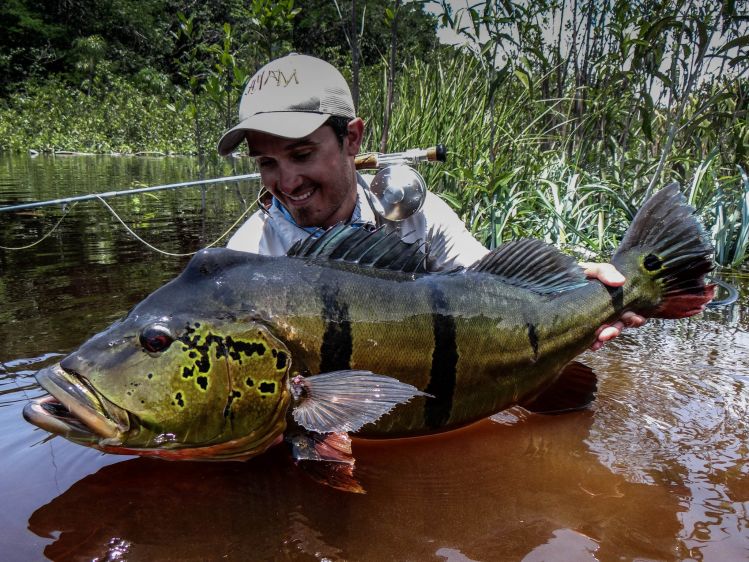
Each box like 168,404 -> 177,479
359,47 -> 747,267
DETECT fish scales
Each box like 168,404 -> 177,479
249,260 -> 619,436
23,185 -> 716,483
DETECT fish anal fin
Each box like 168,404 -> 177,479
521,361 -> 598,414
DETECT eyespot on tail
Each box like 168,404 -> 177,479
612,183 -> 715,319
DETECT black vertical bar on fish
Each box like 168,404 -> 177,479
424,281 -> 458,429
606,285 -> 624,312
527,322 -> 540,362
319,283 -> 353,372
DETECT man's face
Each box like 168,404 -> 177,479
246,119 -> 364,228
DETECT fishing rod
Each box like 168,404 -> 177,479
354,144 -> 446,169
0,173 -> 261,213
0,145 -> 447,214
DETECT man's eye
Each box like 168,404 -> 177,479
292,152 -> 311,162
257,159 -> 275,169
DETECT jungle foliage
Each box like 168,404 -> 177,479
0,0 -> 747,266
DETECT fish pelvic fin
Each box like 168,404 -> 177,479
286,431 -> 365,493
613,183 -> 715,319
296,459 -> 365,494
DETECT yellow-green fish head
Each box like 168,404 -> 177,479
25,315 -> 292,461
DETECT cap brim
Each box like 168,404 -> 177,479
217,112 -> 331,156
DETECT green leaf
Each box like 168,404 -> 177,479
716,35 -> 749,55
640,92 -> 654,142
729,55 -> 749,67
514,69 -> 530,91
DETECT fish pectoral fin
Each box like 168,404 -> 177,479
290,370 -> 430,434
520,361 -> 598,414
286,431 -> 365,493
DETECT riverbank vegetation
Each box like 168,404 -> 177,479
1,1 -> 747,266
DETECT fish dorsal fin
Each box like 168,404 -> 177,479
468,239 -> 587,294
287,224 -> 428,273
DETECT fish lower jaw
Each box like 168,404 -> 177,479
23,395 -> 124,445
94,430 -> 285,461
26,363 -> 129,443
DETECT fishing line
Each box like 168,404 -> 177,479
0,203 -> 78,250
706,277 -> 740,307
0,193 -> 256,256
94,194 -> 256,257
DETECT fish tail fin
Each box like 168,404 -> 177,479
612,183 -> 715,319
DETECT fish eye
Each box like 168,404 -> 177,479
139,325 -> 174,353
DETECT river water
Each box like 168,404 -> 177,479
0,154 -> 747,561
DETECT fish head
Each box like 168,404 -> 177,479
24,312 -> 292,461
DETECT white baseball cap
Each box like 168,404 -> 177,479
217,53 -> 356,156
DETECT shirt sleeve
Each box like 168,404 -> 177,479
226,211 -> 282,255
421,192 -> 489,270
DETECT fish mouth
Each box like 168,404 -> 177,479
23,363 -> 130,445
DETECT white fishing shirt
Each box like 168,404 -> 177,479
226,174 -> 489,271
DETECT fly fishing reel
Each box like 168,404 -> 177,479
355,145 -> 446,222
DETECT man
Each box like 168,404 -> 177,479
217,53 -> 643,347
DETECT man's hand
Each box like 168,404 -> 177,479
579,262 -> 647,351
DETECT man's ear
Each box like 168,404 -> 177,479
345,118 -> 364,156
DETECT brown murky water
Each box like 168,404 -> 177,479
1,155 -> 747,561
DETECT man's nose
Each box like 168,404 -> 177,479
277,164 -> 303,193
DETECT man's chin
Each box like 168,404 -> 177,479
289,207 -> 321,228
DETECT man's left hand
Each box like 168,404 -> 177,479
579,262 -> 647,351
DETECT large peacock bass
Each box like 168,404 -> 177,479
24,185 -> 714,491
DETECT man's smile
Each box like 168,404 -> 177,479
285,187 -> 317,205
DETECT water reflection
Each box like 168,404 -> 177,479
1,155 -> 748,561
0,154 -> 259,359
28,414 -> 685,561
583,303 -> 749,560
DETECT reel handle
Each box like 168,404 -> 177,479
355,144 -> 446,170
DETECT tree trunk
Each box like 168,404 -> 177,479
351,0 -> 360,112
380,0 -> 400,153
644,22 -> 712,200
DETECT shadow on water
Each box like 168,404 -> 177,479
27,414 -> 684,562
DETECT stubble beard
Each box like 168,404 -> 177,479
293,168 -> 357,228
